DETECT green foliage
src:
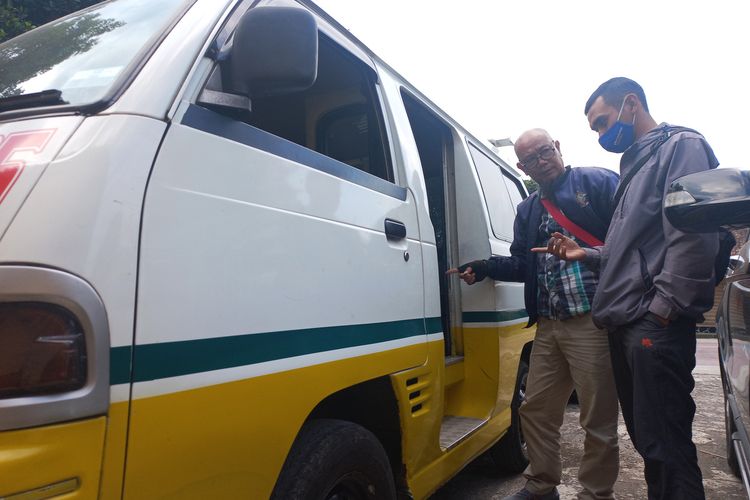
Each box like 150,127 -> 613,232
1,0 -> 103,43
0,5 -> 33,42
18,1 -> 104,27
523,178 -> 538,194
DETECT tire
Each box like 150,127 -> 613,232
489,358 -> 530,473
725,395 -> 741,477
271,419 -> 397,500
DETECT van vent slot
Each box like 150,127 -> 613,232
402,370 -> 431,416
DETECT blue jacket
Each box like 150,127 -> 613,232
485,166 -> 619,327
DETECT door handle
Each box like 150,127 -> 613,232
384,218 -> 406,240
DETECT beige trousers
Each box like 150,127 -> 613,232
521,313 -> 619,500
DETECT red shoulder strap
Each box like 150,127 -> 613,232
540,198 -> 604,247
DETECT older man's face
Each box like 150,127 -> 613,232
516,136 -> 565,186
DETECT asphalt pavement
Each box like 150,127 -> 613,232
431,338 -> 747,499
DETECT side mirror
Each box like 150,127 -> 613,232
664,168 -> 750,232
228,6 -> 318,98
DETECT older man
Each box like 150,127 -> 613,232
448,128 -> 619,500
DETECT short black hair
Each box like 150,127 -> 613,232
584,77 -> 649,115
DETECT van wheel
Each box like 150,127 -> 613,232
489,358 -> 529,473
271,419 -> 397,500
725,396 -> 741,477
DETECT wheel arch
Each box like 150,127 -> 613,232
304,375 -> 405,489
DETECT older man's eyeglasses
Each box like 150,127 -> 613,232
519,145 -> 557,170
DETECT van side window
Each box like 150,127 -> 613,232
503,171 -> 526,212
202,34 -> 393,183
468,143 -> 516,241
316,103 -> 389,181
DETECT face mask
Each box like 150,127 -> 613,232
598,98 -> 636,153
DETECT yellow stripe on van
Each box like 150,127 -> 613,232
0,417 -> 106,499
122,341 -> 430,499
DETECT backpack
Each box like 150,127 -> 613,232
612,125 -> 734,285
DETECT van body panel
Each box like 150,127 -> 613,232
373,45 -> 533,497
404,323 -> 533,498
377,69 -> 437,249
124,97 -> 428,492
98,402 -> 130,500
409,401 -> 513,499
135,103 -> 424,348
391,340 -> 445,477
107,0 -> 233,120
0,115 -> 166,353
0,117 -> 82,239
0,114 -> 165,497
123,342 -> 429,498
377,67 -> 446,352
0,417 -> 106,499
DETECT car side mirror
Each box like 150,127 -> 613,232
227,6 -> 318,99
665,168 -> 750,232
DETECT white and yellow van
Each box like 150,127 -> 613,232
0,1 -> 535,498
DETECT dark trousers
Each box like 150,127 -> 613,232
608,314 -> 705,500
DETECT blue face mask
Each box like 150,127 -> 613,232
598,99 -> 636,153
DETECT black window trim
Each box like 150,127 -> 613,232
194,7 -> 402,199
181,103 -> 407,200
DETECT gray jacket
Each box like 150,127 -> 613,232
585,124 -> 719,329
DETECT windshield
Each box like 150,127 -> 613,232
0,0 -> 190,108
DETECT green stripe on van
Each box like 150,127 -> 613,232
110,317 -> 439,384
462,310 -> 528,323
110,346 -> 132,385
425,316 -> 443,334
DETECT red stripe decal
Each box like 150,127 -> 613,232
0,129 -> 56,204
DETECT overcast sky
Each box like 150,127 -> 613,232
314,0 -> 748,173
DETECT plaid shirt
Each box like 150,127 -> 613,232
536,210 -> 598,320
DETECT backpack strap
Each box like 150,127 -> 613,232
540,198 -> 604,247
612,126 -> 700,209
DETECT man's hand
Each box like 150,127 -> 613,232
446,266 -> 477,285
531,232 -> 587,261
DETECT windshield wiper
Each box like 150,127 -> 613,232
0,89 -> 67,113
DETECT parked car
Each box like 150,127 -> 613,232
665,168 -> 750,495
